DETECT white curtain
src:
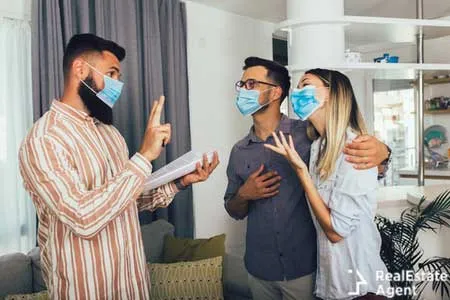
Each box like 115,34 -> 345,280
0,17 -> 35,255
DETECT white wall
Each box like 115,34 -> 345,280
185,1 -> 274,253
347,71 -> 375,134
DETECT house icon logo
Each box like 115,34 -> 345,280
348,269 -> 368,296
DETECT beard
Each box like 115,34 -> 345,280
78,74 -> 113,125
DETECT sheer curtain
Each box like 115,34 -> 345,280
0,17 -> 35,255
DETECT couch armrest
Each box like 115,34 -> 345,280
28,247 -> 46,292
141,219 -> 175,263
223,253 -> 251,298
0,252 -> 33,298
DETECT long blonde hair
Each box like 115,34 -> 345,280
305,69 -> 367,181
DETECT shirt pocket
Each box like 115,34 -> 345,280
236,157 -> 262,182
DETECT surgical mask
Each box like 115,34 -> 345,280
290,86 -> 321,121
80,62 -> 124,108
235,88 -> 274,116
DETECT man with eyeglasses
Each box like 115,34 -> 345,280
224,57 -> 391,300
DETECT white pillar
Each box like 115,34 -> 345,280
287,0 -> 345,68
286,0 -> 346,117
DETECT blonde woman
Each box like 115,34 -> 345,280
265,69 -> 390,300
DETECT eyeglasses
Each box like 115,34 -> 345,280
235,79 -> 278,91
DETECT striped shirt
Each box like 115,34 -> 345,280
18,100 -> 178,299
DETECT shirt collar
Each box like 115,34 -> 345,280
246,114 -> 292,144
51,100 -> 98,125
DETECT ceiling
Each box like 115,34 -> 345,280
186,0 -> 286,23
187,0 -> 450,23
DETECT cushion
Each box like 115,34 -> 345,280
149,256 -> 223,300
27,248 -> 46,292
5,291 -> 49,300
163,234 -> 225,263
0,252 -> 33,298
141,219 -> 175,263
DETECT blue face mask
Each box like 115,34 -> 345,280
81,62 -> 124,108
290,86 -> 321,121
235,88 -> 273,116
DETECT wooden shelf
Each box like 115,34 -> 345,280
424,77 -> 450,85
409,74 -> 450,85
425,109 -> 450,114
399,174 -> 450,180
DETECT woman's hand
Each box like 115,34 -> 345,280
264,131 -> 308,173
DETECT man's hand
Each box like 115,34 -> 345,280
343,135 -> 389,170
180,152 -> 220,187
237,165 -> 282,201
139,96 -> 171,161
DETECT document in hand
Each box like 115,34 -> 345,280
144,150 -> 216,191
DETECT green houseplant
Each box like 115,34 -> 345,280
375,190 -> 450,300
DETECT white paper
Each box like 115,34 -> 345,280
144,150 -> 215,191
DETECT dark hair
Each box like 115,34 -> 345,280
63,33 -> 126,81
243,56 -> 291,103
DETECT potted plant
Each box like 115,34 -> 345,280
375,190 -> 450,300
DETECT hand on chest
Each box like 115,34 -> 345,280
237,142 -> 298,182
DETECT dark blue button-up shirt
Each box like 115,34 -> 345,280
224,114 -> 317,281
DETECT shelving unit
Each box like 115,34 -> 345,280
275,16 -> 450,74
277,0 -> 450,186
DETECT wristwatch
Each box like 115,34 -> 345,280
174,178 -> 188,191
381,145 -> 392,166
378,145 -> 392,180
